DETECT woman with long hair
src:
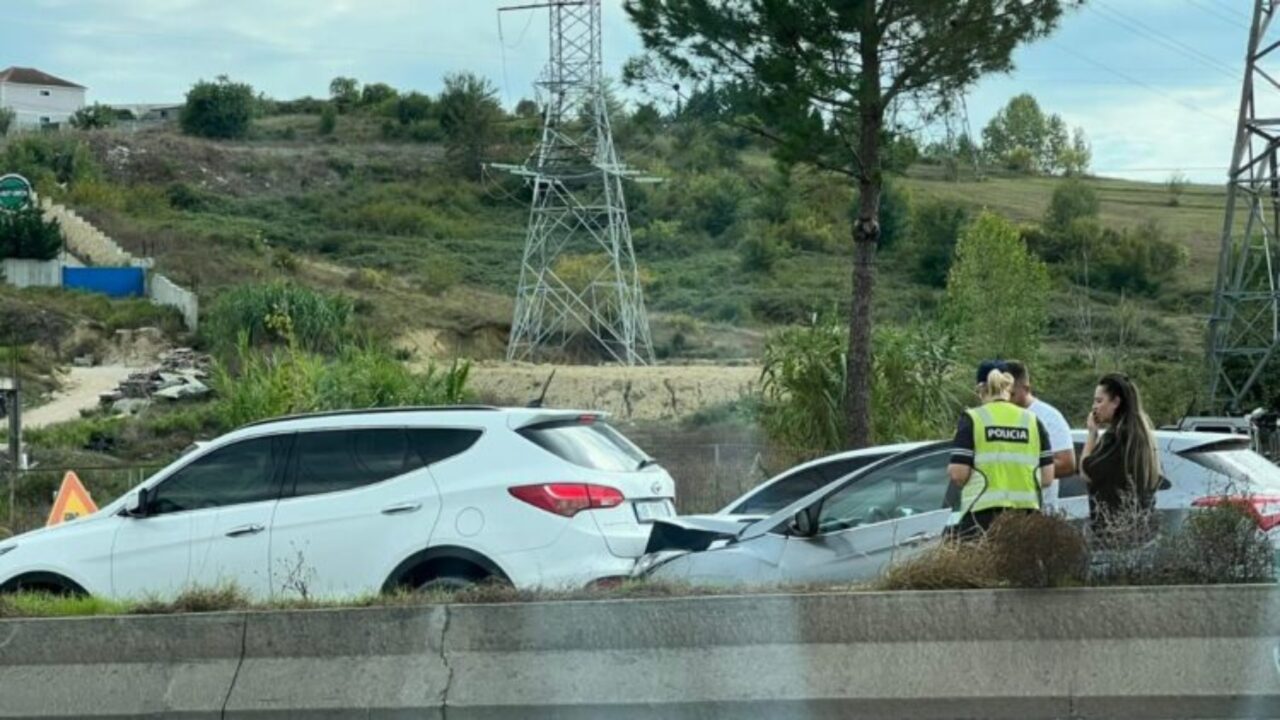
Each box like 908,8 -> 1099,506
1080,373 -> 1161,536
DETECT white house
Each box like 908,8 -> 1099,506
0,67 -> 86,130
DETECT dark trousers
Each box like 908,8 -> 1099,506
948,507 -> 1033,541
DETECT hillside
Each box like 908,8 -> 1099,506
1,112 -> 1223,426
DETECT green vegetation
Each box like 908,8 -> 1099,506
982,93 -> 1090,175
0,107 -> 13,136
181,76 -> 255,139
211,335 -> 471,429
0,206 -> 62,260
69,103 -> 119,131
946,211 -> 1050,362
202,282 -> 358,359
760,316 -> 966,452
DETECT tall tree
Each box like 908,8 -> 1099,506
438,72 -> 503,180
625,0 -> 1076,447
946,212 -> 1050,362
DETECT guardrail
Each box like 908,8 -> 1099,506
2,584 -> 1277,718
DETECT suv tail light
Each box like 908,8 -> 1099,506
1192,495 -> 1280,532
509,483 -> 624,517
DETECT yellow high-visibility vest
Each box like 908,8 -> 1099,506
960,401 -> 1042,515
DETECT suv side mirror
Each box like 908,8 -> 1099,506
124,488 -> 150,518
790,506 -> 817,537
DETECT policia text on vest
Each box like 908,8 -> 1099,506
948,400 -> 1054,536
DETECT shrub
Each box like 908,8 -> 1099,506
738,228 -> 784,273
878,541 -> 998,591
1,135 -> 100,189
1044,178 -> 1099,235
1166,172 -> 1190,207
986,512 -> 1088,588
1090,502 -> 1275,586
0,206 -> 63,260
395,92 -> 434,125
318,105 -> 337,136
759,317 -> 963,452
69,103 -> 117,130
360,82 -> 397,107
910,199 -> 970,287
165,181 -> 209,211
181,76 -> 255,139
946,211 -> 1049,362
202,282 -> 358,360
211,334 -> 472,429
0,107 -> 13,135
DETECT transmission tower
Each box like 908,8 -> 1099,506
1208,0 -> 1280,411
493,0 -> 655,365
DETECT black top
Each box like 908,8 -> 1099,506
1081,432 -> 1156,528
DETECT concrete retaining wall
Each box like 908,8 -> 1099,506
150,272 -> 199,331
2,585 -> 1279,719
0,259 -> 61,288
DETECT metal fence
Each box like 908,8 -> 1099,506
2,465 -> 158,536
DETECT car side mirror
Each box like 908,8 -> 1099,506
790,506 -> 817,537
124,488 -> 150,518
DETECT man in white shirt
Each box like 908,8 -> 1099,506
1005,360 -> 1076,512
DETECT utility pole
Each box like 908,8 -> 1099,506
1207,0 -> 1280,411
3,339 -> 19,528
492,0 -> 656,365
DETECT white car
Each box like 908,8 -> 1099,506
638,431 -> 1280,586
715,442 -> 928,520
0,407 -> 677,599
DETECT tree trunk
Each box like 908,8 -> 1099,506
846,1 -> 883,449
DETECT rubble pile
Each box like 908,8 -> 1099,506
98,348 -> 214,415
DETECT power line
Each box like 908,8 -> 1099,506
1047,38 -> 1236,125
1089,0 -> 1240,80
1183,0 -> 1252,30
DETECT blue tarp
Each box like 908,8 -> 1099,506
62,267 -> 145,298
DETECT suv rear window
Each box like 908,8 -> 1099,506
519,418 -> 648,472
1184,444 -> 1280,491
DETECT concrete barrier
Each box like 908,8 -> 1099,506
0,259 -> 61,289
149,272 -> 199,331
1,585 -> 1279,719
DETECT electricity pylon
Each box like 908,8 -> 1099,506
493,0 -> 655,365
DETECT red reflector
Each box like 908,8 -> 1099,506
578,414 -> 598,425
1192,495 -> 1280,532
509,483 -> 624,517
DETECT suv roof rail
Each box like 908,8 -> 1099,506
239,405 -> 502,429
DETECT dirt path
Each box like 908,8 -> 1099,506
23,365 -> 142,430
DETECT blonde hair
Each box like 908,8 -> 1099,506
980,369 -> 1014,403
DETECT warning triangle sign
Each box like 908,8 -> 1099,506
46,471 -> 99,527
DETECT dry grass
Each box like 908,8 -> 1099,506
879,513 -> 1089,591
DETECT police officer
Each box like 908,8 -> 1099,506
946,360 -> 1055,538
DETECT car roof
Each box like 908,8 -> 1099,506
738,440 -> 953,541
227,407 -> 606,441
775,441 -> 931,476
1068,429 -> 1251,454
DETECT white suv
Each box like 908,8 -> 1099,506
0,407 -> 676,599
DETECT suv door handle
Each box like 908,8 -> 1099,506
225,524 -> 265,538
382,502 -> 422,515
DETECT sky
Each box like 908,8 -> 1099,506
0,0 -> 1260,182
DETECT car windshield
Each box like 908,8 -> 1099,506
1184,447 -> 1280,492
519,418 -> 649,473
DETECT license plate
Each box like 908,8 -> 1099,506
634,500 -> 674,523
